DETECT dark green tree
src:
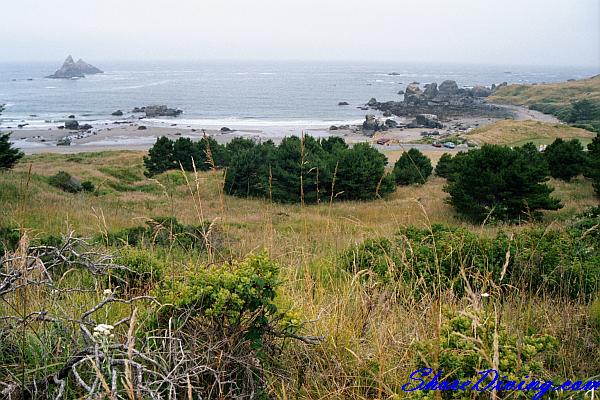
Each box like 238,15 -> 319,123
444,143 -> 562,222
144,136 -> 175,177
434,153 -> 454,179
392,148 -> 432,185
585,134 -> 600,197
197,136 -> 228,170
335,143 -> 394,200
172,137 -> 198,171
225,141 -> 275,199
0,132 -> 24,171
544,138 -> 586,181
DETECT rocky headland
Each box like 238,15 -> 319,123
46,56 -> 103,79
366,80 -> 511,120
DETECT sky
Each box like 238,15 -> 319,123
1,0 -> 598,67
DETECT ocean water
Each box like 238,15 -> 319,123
0,61 -> 598,129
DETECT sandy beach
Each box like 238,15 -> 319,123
5,107 -> 533,155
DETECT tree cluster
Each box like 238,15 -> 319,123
440,144 -> 562,222
225,136 -> 396,203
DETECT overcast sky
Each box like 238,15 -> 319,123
1,0 -> 598,66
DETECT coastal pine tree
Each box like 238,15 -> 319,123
172,137 -> 198,171
434,153 -> 454,179
335,142 -> 394,200
392,148 -> 432,185
0,132 -> 24,171
445,143 -> 562,222
585,134 -> 600,197
544,138 -> 586,181
225,141 -> 275,198
144,136 -> 175,177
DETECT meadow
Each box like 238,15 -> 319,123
1,145 -> 599,399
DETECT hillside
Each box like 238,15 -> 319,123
466,119 -> 596,146
489,75 -> 600,131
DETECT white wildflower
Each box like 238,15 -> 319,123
93,324 -> 115,337
103,288 -> 113,296
481,292 -> 490,298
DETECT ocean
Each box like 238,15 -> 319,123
0,61 -> 598,130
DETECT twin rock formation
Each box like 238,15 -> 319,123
46,56 -> 103,79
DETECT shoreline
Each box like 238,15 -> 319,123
4,104 -> 557,155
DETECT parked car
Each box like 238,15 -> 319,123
443,141 -> 456,149
432,141 -> 442,148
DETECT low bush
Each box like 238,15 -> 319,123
343,210 -> 600,299
408,308 -> 558,400
111,248 -> 165,294
47,171 -> 83,193
152,252 -> 303,398
104,216 -> 220,250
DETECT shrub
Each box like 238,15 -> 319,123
152,253 -> 301,397
544,138 -> 586,181
104,216 -> 219,250
0,226 -> 20,256
392,148 -> 432,185
343,218 -> 600,299
47,171 -> 83,193
81,180 -> 95,192
444,144 -> 561,222
409,309 -> 558,399
0,132 -> 24,171
585,134 -> 600,197
111,248 -> 164,294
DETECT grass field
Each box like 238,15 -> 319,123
465,120 -> 596,146
1,148 -> 599,399
489,74 -> 600,108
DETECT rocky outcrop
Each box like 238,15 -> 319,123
369,79 -> 510,120
362,115 -> 388,135
132,105 -> 183,117
46,56 -> 103,79
111,110 -> 124,116
338,101 -> 349,106
64,120 -> 79,130
414,114 -> 443,129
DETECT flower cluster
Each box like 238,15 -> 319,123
93,324 -> 115,338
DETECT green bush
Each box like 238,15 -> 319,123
0,132 -> 24,171
0,226 -> 20,256
47,171 -> 83,193
104,216 -> 218,250
343,216 -> 600,299
408,309 -> 558,399
544,138 -> 586,181
444,144 -> 561,222
111,248 -> 164,293
81,180 -> 95,192
150,252 -> 301,398
392,148 -> 433,185
585,134 -> 600,197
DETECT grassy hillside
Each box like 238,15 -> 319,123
1,150 -> 599,399
489,75 -> 600,131
466,119 -> 596,146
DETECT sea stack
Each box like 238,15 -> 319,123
46,55 -> 103,79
